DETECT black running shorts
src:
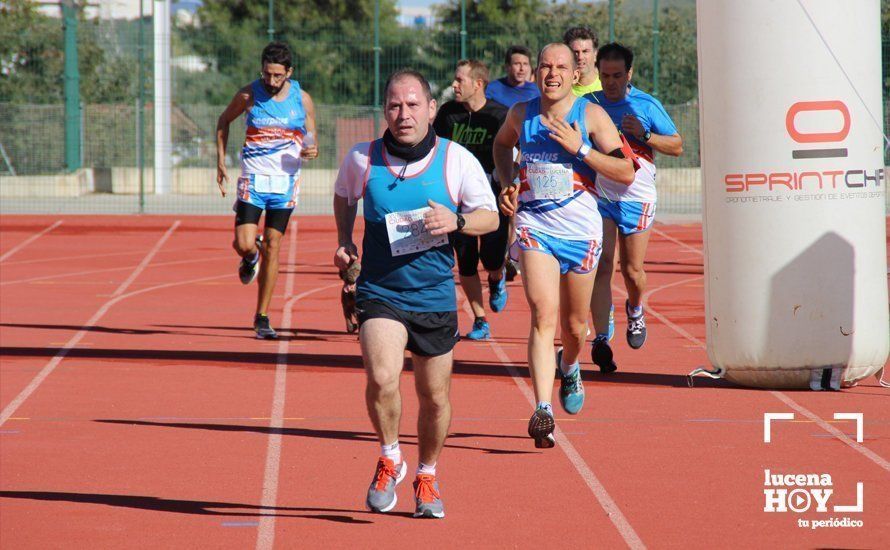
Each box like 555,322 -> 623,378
356,299 -> 459,357
234,200 -> 292,234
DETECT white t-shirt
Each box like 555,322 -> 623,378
334,140 -> 498,214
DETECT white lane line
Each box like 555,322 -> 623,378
0,220 -> 63,263
256,222 -> 340,550
0,221 -> 180,427
456,290 -> 646,550
646,226 -> 890,474
771,391 -> 890,473
0,244 -> 341,287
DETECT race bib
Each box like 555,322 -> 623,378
527,162 -> 574,200
253,174 -> 291,194
384,207 -> 448,257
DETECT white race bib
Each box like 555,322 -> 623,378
527,162 -> 574,200
253,174 -> 291,194
384,207 -> 448,257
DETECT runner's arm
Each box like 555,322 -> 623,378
584,104 -> 635,184
493,104 -> 524,215
646,131 -> 682,156
301,90 -> 319,159
332,145 -> 368,269
215,86 -> 250,195
493,104 -> 522,189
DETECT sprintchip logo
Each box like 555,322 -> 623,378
785,101 -> 850,159
723,98 -> 884,199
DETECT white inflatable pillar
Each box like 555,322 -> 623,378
697,0 -> 888,388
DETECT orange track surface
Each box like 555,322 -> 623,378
1,215 -> 887,548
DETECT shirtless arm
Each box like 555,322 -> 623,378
492,103 -> 525,216
216,86 -> 251,196
301,90 -> 319,159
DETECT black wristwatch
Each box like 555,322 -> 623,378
455,213 -> 466,232
642,130 -> 652,142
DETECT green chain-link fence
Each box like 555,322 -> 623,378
0,2 -> 887,215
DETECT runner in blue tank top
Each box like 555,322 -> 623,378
493,44 -> 634,448
333,70 -> 498,519
215,42 -> 318,339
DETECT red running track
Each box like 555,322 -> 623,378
1,215 -> 887,548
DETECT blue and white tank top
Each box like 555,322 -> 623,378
357,138 -> 459,312
516,96 -> 602,240
240,79 -> 307,177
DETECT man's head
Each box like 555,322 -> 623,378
452,59 -> 489,104
503,45 -> 533,86
535,43 -> 578,102
563,26 -> 599,80
260,41 -> 294,95
383,69 -> 436,145
595,43 -> 634,102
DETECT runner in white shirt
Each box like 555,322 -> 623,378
333,69 -> 497,519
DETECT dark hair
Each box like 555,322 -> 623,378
504,45 -> 533,66
563,26 -> 599,50
457,59 -> 490,85
596,42 -> 634,71
384,69 -> 433,102
261,41 -> 293,70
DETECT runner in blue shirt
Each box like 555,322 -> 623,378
585,43 -> 684,373
485,45 -> 540,108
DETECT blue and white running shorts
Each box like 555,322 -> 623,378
511,226 -> 602,275
236,174 -> 299,210
597,199 -> 655,235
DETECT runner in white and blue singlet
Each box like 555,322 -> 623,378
334,70 -> 498,519
494,44 -> 634,449
216,41 -> 318,339
584,43 -> 683,373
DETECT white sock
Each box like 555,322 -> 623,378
417,462 -> 436,476
381,441 -> 401,464
559,357 -> 580,376
536,401 -> 552,414
628,304 -> 643,318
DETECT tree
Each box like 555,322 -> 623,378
181,0 -> 407,105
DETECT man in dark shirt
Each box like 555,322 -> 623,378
434,59 -> 510,340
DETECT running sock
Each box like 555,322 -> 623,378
559,357 -> 580,376
475,316 -> 487,324
381,441 -> 401,464
627,304 -> 643,318
417,462 -> 437,476
536,401 -> 553,414
595,333 -> 609,341
247,250 -> 259,264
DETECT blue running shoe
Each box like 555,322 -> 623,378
607,304 -> 615,341
556,348 -> 585,414
465,318 -> 491,341
488,275 -> 508,313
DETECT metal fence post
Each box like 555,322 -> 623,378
62,0 -> 81,172
460,0 -> 467,60
653,0 -> 660,97
268,0 -> 275,42
373,0 -> 381,135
